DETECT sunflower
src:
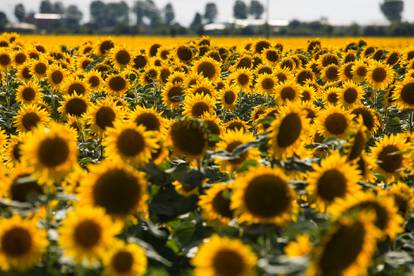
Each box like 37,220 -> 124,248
59,207 -> 121,265
219,84 -> 239,110
230,68 -> 253,92
111,46 -> 132,70
340,62 -> 355,81
17,64 -> 33,81
193,56 -> 221,81
162,82 -> 185,109
352,60 -> 369,82
351,106 -> 381,134
317,105 -> 353,138
167,118 -> 208,160
84,70 -> 103,92
296,69 -> 315,86
167,71 -> 186,84
262,48 -> 280,64
183,94 -> 215,118
269,103 -> 309,159
21,123 -> 78,184
16,81 -> 42,105
345,125 -> 367,162
255,73 -> 277,95
192,235 -> 257,276
1,164 -> 44,204
384,182 -> 414,219
0,215 -> 47,271
132,53 -> 148,71
369,134 -> 409,179
274,66 -> 294,83
340,81 -> 363,108
225,118 -> 249,132
175,45 -> 194,64
87,97 -> 123,136
58,93 -> 89,119
0,51 -> 12,69
97,39 -> 115,56
188,78 -> 217,98
307,151 -> 361,212
392,79 -> 414,110
321,64 -> 340,82
318,53 -> 339,68
129,106 -> 165,132
215,129 -> 260,173
79,161 -> 148,218
5,133 -> 29,168
201,113 -> 223,149
46,64 -> 66,90
106,74 -> 130,96
307,213 -> 380,276
14,104 -> 49,133
102,242 -> 147,276
13,50 -> 27,66
231,166 -> 298,225
63,76 -> 88,95
329,192 -> 403,239
284,234 -> 312,257
104,121 -> 158,165
366,61 -> 394,90
275,80 -> 301,103
30,58 -> 48,79
299,84 -> 316,102
77,56 -> 93,71
386,51 -> 401,66
322,87 -> 340,106
199,184 -> 234,225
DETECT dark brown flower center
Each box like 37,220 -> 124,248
324,113 -> 348,135
276,113 -> 302,148
1,227 -> 32,257
22,112 -> 41,131
316,169 -> 347,202
74,219 -> 102,248
37,136 -> 70,167
112,250 -> 134,273
116,129 -> 146,157
213,249 -> 246,276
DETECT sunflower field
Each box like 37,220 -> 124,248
0,33 -> 414,276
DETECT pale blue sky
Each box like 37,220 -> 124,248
2,0 -> 414,25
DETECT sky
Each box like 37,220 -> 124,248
2,0 -> 414,26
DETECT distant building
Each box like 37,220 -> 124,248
5,22 -> 37,34
204,18 -> 289,34
33,13 -> 65,32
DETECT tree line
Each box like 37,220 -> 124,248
0,0 -> 412,36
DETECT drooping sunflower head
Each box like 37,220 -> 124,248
317,105 -> 353,138
351,106 -> 381,134
215,129 -> 260,173
329,192 -> 403,239
307,212 -> 380,276
231,166 -> 298,225
192,235 -> 257,276
201,113 -> 223,149
307,151 -> 361,212
97,39 -> 115,56
104,120 -> 158,165
345,125 -> 367,162
167,118 -> 209,160
80,161 -> 148,218
14,104 -> 49,133
21,123 -> 78,184
59,207 -> 121,265
386,51 -> 401,66
340,62 -> 355,81
383,182 -> 414,219
0,215 -> 47,271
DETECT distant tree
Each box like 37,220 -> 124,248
190,12 -> 204,34
14,3 -> 26,22
164,3 -> 175,25
40,0 -> 53,13
53,2 -> 65,14
65,5 -> 83,28
0,12 -> 8,31
249,0 -> 264,19
234,0 -> 248,19
134,0 -> 146,26
106,2 -> 129,26
90,1 -> 107,26
204,2 -> 218,23
380,0 -> 404,24
146,0 -> 161,27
